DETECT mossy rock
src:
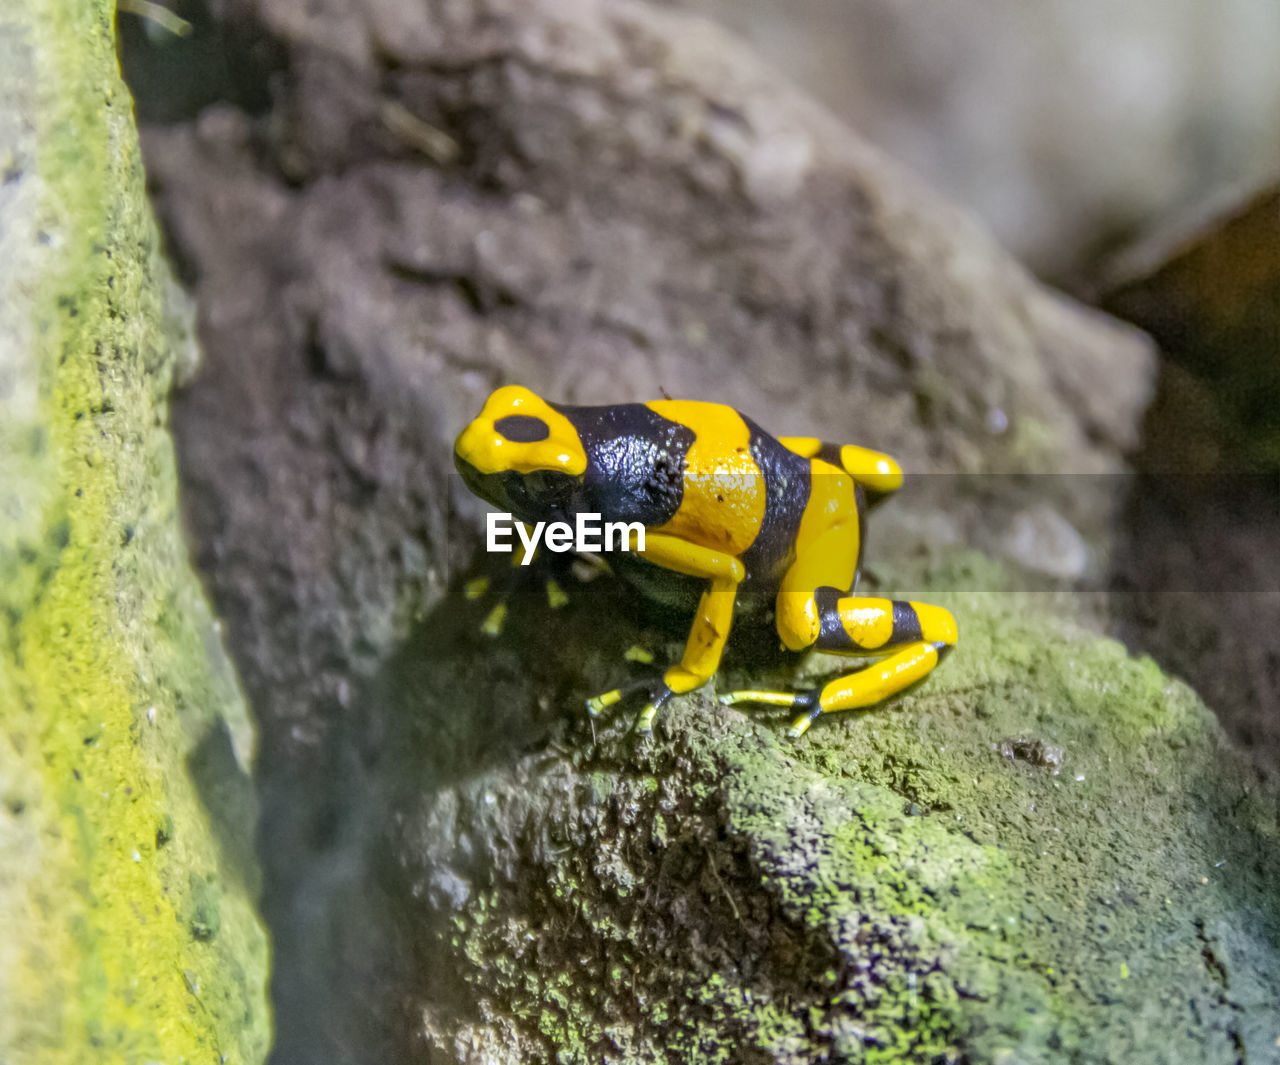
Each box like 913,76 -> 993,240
397,557 -> 1280,1063
0,3 -> 269,1062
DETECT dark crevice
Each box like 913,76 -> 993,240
117,0 -> 285,124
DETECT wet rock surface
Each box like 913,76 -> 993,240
0,3 -> 269,1061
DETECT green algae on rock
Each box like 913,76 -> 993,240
398,575 -> 1280,1063
0,3 -> 269,1062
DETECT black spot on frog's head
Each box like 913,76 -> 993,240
456,387 -> 590,522
455,386 -> 587,481
494,414 -> 550,443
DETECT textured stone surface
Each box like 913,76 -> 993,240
399,563 -> 1280,1063
0,3 -> 269,1062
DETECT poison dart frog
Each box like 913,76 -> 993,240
454,385 -> 957,738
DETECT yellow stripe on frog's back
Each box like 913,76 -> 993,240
646,400 -> 766,556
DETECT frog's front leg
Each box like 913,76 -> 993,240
587,533 -> 744,734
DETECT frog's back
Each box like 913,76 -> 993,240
553,398 -> 818,596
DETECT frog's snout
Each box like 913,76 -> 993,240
454,418 -> 497,476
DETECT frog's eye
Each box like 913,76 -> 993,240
494,415 -> 550,443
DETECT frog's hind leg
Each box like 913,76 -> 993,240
722,590 -> 957,738
778,437 -> 903,501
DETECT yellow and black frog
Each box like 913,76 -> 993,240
454,385 -> 956,738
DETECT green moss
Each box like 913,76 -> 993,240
0,3 -> 269,1062
702,586 -> 1278,1061
188,873 -> 223,942
421,566 -> 1280,1063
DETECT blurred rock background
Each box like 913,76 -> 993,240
675,0 -> 1280,285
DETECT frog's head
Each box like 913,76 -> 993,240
454,385 -> 586,522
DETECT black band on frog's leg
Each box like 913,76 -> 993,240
891,600 -> 924,644
815,586 -> 846,645
722,601 -> 955,738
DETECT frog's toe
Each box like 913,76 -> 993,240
633,701 -> 659,736
719,686 -> 820,737
785,692 -> 822,738
586,676 -> 650,717
586,675 -> 676,734
463,568 -> 522,636
479,602 -> 508,637
632,687 -> 674,736
585,687 -> 624,716
719,688 -> 803,709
